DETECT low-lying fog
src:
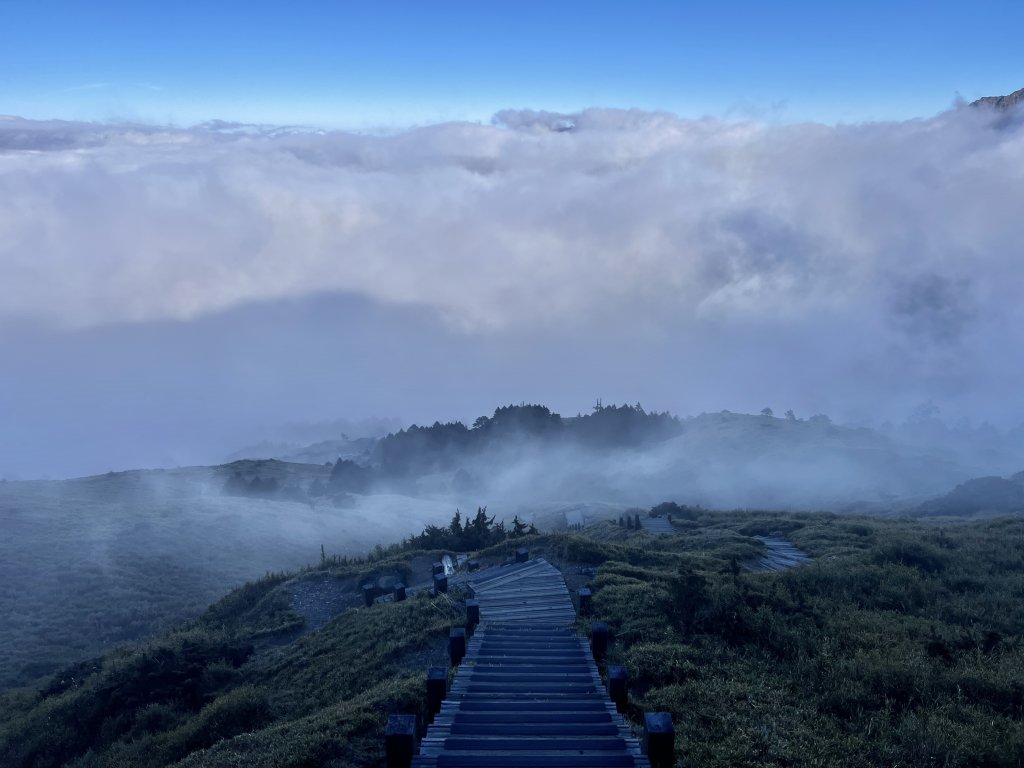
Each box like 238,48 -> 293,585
0,467 -> 456,687
3,403 -> 1022,687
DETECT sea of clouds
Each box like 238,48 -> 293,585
1,107 -> 1022,477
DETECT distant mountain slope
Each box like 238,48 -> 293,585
917,472 -> 1024,516
971,86 -> 1024,111
225,437 -> 376,466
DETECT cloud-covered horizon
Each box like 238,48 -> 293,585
1,106 -> 1023,478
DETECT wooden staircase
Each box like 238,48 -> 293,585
638,516 -> 675,534
409,557 -> 651,768
464,558 -> 577,626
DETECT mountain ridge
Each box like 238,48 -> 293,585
970,86 -> 1024,111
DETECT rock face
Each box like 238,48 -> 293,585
971,87 -> 1024,111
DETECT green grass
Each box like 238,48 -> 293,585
583,512 -> 1024,767
3,510 -> 1024,767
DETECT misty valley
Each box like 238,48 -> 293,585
2,402 -> 1024,767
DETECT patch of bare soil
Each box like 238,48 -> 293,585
289,574 -> 360,633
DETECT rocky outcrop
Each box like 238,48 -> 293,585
971,87 -> 1024,111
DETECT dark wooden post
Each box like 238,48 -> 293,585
393,582 -> 406,602
577,587 -> 592,616
619,516 -> 624,526
591,622 -> 609,663
515,547 -> 529,563
449,628 -> 467,666
644,712 -> 674,768
426,667 -> 447,722
432,561 -> 444,576
385,714 -> 417,768
466,598 -> 480,634
608,665 -> 628,712
362,583 -> 375,607
433,573 -> 448,595
626,515 -> 633,529
635,512 -> 641,529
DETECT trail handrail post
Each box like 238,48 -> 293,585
385,714 -> 417,768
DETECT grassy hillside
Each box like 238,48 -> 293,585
3,510 -> 1024,767
0,466 -> 457,689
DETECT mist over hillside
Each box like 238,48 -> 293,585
0,464 -> 457,688
4,399 -> 1019,688
239,403 -> 1024,511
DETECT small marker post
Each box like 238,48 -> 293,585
591,622 -> 609,663
385,714 -> 417,768
577,587 -> 592,616
608,665 -> 628,712
644,712 -> 674,768
449,628 -> 467,666
426,667 -> 447,722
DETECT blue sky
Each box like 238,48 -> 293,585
2,0 -> 1022,128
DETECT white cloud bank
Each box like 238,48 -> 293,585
2,108 -> 1021,336
1,107 -> 1023,478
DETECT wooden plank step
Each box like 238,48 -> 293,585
452,655 -> 586,665
472,649 -> 588,655
452,713 -> 614,724
477,608 -> 575,618
480,625 -> 574,633
472,588 -> 568,601
469,572 -> 542,586
479,604 -> 576,612
447,692 -> 608,701
432,756 -> 644,767
446,704 -> 610,716
476,643 -> 585,651
442,737 -> 628,751
639,516 -> 675,534
460,673 -> 596,683
469,659 -> 591,667
461,684 -> 599,695
449,723 -> 621,736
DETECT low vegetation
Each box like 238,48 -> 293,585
2,507 -> 1023,767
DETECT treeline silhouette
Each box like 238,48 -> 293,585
408,506 -> 537,551
352,401 -> 680,485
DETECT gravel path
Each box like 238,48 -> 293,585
289,575 -> 358,633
